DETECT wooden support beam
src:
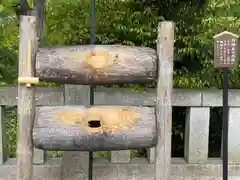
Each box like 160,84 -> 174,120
155,21 -> 174,180
33,106 -> 157,151
35,45 -> 157,85
16,15 -> 37,180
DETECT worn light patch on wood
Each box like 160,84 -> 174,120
69,47 -> 113,70
55,107 -> 139,133
85,49 -> 113,70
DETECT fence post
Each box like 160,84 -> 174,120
111,150 -> 130,164
16,15 -> 37,180
33,148 -> 44,164
147,147 -> 155,164
63,85 -> 90,179
155,21 -> 174,180
0,106 -> 7,164
184,107 -> 210,163
228,107 -> 240,163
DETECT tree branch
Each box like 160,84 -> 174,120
20,0 -> 32,15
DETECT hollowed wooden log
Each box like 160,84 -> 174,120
33,106 -> 157,151
36,45 -> 157,85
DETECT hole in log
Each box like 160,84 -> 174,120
55,107 -> 139,132
88,120 -> 101,128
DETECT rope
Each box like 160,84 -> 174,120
89,0 -> 95,179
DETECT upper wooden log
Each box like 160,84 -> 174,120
33,106 -> 157,151
36,45 -> 157,85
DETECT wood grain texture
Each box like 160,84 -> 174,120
33,106 -> 157,151
155,21 -> 174,180
24,2 -> 46,165
16,15 -> 37,180
36,45 -> 157,85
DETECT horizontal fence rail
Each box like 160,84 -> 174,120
1,86 -> 240,106
0,86 -> 240,179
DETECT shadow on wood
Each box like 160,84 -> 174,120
36,45 -> 157,85
33,106 -> 157,151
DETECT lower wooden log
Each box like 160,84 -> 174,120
33,106 -> 157,151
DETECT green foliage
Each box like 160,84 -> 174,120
0,2 -> 18,84
5,107 -> 17,157
42,0 -> 160,47
0,0 -> 240,157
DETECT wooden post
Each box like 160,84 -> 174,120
155,21 -> 174,180
33,0 -> 46,165
16,15 -> 37,180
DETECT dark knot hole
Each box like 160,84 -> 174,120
88,120 -> 101,128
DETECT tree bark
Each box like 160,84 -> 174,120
155,21 -> 174,180
17,15 -> 37,180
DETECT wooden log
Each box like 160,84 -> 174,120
16,15 -> 37,180
33,106 -> 157,151
36,45 -> 157,85
155,21 -> 174,180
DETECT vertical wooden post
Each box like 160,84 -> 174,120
33,0 -> 46,165
155,21 -> 174,180
16,15 -> 37,180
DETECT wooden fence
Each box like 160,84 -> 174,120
0,85 -> 240,179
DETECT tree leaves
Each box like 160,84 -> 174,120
0,0 -> 240,88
